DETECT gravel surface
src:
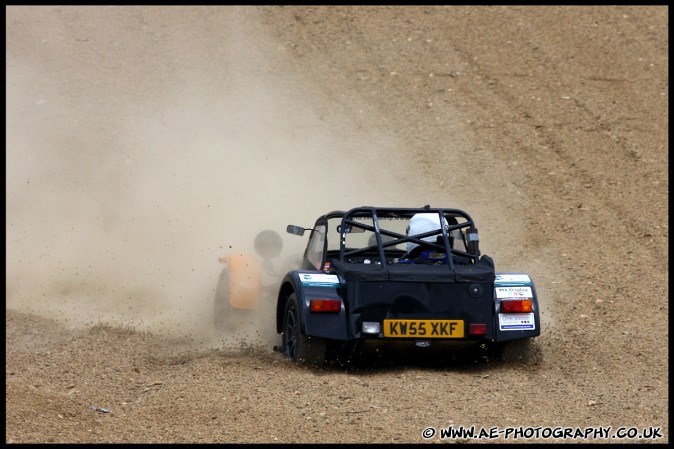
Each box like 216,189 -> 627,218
6,5 -> 668,444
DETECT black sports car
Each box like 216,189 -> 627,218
274,206 -> 541,367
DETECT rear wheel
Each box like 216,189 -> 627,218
282,294 -> 326,367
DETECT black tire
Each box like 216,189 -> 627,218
282,294 -> 326,367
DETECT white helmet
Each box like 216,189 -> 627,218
406,213 -> 449,253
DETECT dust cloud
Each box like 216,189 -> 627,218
6,6 -> 420,350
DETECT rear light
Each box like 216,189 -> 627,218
500,299 -> 533,313
469,323 -> 487,336
309,299 -> 342,313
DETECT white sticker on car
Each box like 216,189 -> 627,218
495,286 -> 533,299
495,273 -> 531,283
299,273 -> 340,287
495,273 -> 532,286
499,313 -> 536,331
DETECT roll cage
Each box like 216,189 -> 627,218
296,206 -> 483,270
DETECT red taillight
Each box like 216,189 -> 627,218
469,323 -> 487,336
500,299 -> 533,313
309,299 -> 342,313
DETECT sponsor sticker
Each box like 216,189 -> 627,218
495,273 -> 532,287
499,313 -> 536,331
496,286 -> 533,299
299,273 -> 340,287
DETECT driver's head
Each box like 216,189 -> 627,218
406,213 -> 448,253
254,229 -> 283,259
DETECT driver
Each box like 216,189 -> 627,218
405,213 -> 449,255
400,213 -> 463,265
254,229 -> 283,276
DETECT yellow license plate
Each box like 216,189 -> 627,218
383,319 -> 464,338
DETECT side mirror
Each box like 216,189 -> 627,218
286,224 -> 306,236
